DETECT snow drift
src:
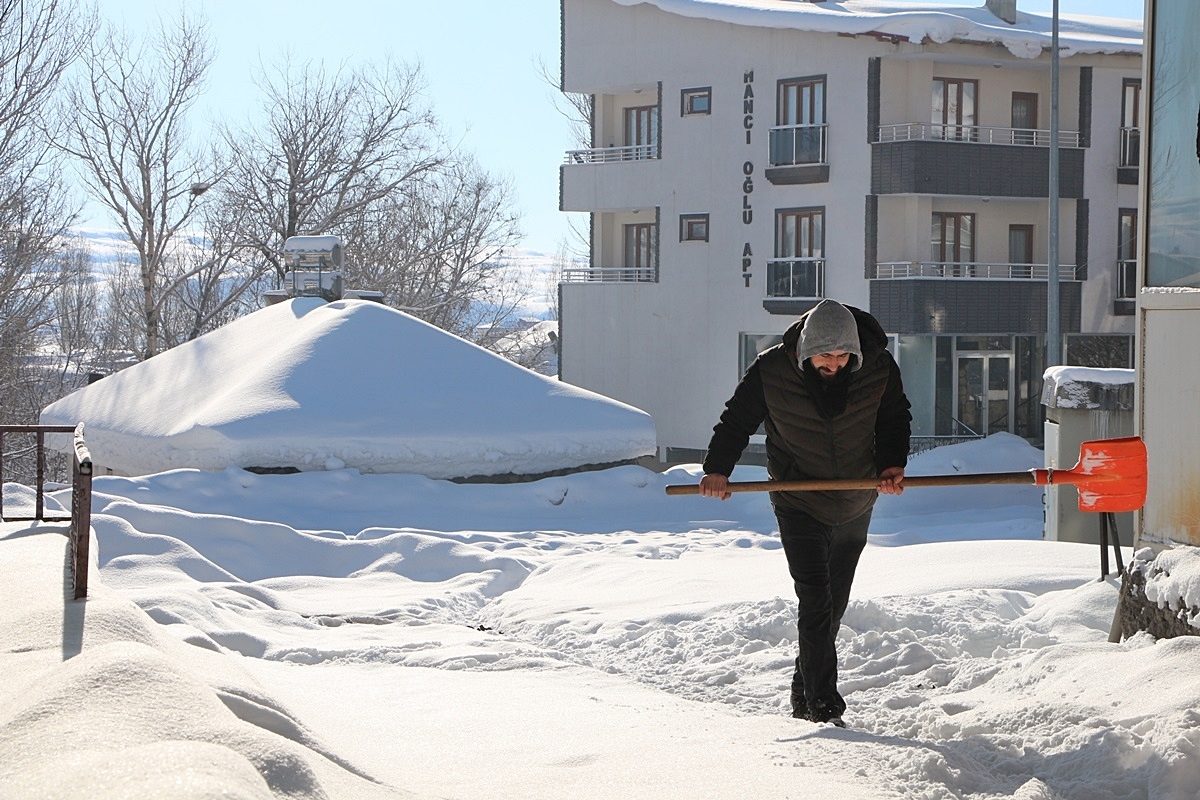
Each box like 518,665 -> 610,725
40,298 -> 655,479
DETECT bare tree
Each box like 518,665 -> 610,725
1,236 -> 92,484
342,155 -> 525,341
218,55 -> 443,284
165,241 -> 269,346
60,11 -> 219,359
0,0 -> 88,436
535,55 -> 592,150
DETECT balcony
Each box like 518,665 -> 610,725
1114,258 -> 1137,315
766,124 -> 829,185
561,265 -> 657,283
560,145 -> 665,212
872,123 -> 1085,197
874,261 -> 1082,280
564,144 -> 658,164
870,260 -> 1084,334
766,257 -> 824,296
1118,127 -> 1140,184
762,258 -> 824,314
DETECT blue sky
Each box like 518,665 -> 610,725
87,0 -> 1143,256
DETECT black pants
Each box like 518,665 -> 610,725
775,504 -> 871,716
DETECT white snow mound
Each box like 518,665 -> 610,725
40,298 -> 655,479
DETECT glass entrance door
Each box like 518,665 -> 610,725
956,355 -> 1012,435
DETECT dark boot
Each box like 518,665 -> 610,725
809,696 -> 847,727
790,688 -> 810,720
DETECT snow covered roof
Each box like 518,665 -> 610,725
615,0 -> 1142,59
39,298 -> 656,479
1041,365 -> 1135,410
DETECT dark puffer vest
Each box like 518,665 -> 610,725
702,305 -> 911,526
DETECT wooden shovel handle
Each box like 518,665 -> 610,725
664,471 -> 1037,496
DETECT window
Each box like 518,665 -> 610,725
1121,79 -> 1141,167
739,333 -> 783,375
680,213 -> 709,242
769,208 -> 824,297
624,222 -> 657,274
932,212 -> 975,276
624,105 -> 659,159
1011,92 -> 1037,144
932,78 -> 978,140
1118,209 -> 1137,298
681,87 -> 711,116
1009,224 -> 1034,277
1066,335 -> 1133,368
771,76 -> 826,165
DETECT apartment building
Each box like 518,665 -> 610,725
558,0 -> 1143,461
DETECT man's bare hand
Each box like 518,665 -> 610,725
877,467 -> 905,495
699,473 -> 732,500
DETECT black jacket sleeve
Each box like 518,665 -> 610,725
874,355 -> 912,472
701,361 -> 769,477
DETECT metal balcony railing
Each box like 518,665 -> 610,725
564,144 -> 658,164
766,258 -> 825,298
1119,127 -> 1141,168
874,261 -> 1082,280
876,123 -> 1082,148
561,265 -> 657,283
768,123 -> 828,166
1118,258 -> 1138,298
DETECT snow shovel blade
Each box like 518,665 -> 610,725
1036,436 -> 1148,513
665,436 -> 1147,513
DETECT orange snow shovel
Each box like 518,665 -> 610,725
665,436 -> 1147,513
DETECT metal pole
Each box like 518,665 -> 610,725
1047,0 -> 1062,366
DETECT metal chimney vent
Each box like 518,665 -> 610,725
985,0 -> 1017,25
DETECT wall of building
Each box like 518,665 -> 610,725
561,0 -> 1142,459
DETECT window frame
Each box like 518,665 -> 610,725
1120,78 -> 1141,167
769,206 -> 825,298
932,211 -> 976,271
1118,208 -> 1138,299
681,87 -> 712,116
932,77 -> 979,140
624,104 -> 659,159
679,213 -> 710,242
624,221 -> 658,270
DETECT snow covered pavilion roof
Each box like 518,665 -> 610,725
40,298 -> 656,480
616,0 -> 1142,59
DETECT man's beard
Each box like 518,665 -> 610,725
816,365 -> 846,384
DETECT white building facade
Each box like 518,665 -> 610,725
558,0 -> 1142,462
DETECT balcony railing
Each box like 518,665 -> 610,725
874,261 -> 1082,280
1118,258 -> 1137,298
766,258 -> 825,298
876,123 -> 1082,148
768,123 -> 828,166
561,265 -> 657,283
1119,127 -> 1141,168
564,144 -> 658,164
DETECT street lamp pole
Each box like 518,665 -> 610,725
1047,0 -> 1062,366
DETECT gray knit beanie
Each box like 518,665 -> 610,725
797,299 -> 863,372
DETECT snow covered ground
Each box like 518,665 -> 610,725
4,434 -> 1200,799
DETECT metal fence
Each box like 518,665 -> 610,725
0,423 -> 93,599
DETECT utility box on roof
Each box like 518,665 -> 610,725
1042,366 -> 1135,544
264,235 -> 385,305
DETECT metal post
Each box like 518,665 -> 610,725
1099,510 -> 1110,578
35,430 -> 45,520
1047,0 -> 1062,366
